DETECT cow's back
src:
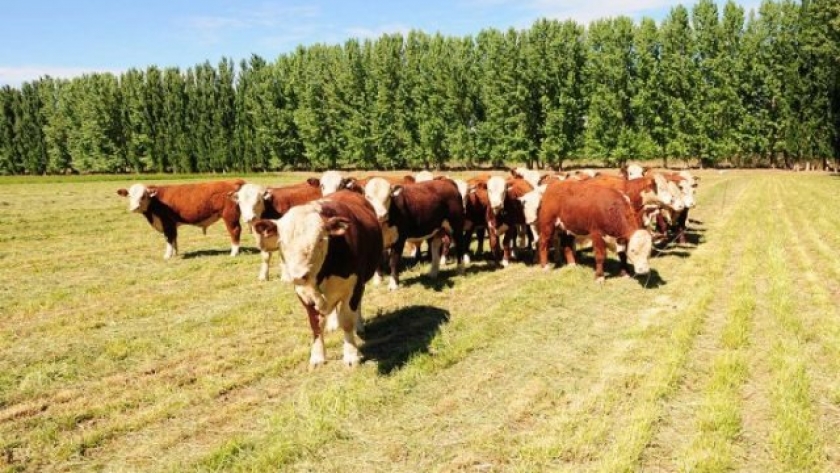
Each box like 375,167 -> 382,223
266,181 -> 322,218
153,180 -> 244,223
319,191 -> 383,283
541,181 -> 636,238
393,179 -> 463,233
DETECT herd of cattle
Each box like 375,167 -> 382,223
116,164 -> 699,367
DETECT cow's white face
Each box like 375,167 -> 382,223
519,185 -> 547,225
678,180 -> 696,208
277,203 -> 329,285
666,181 -> 686,212
415,170 -> 434,182
626,164 -> 645,180
320,170 -> 344,196
364,177 -> 393,223
627,229 -> 652,275
645,173 -> 678,210
487,176 -> 507,214
234,183 -> 268,223
126,183 -> 152,213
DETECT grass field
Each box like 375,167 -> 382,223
1,170 -> 839,472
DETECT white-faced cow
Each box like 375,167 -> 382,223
537,180 -> 653,283
485,176 -> 534,267
364,177 -> 466,290
231,179 -> 322,280
116,180 -> 245,259
252,190 -> 382,367
319,170 -> 347,196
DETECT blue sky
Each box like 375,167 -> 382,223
1,0 -> 761,87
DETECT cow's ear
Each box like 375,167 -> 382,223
227,191 -> 239,203
391,185 -> 403,197
343,177 -> 356,189
467,184 -> 477,194
324,216 -> 350,236
148,189 -> 158,198
403,175 -> 416,183
263,190 -> 272,201
117,188 -> 128,197
306,178 -> 320,187
253,219 -> 278,238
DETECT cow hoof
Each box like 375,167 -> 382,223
308,360 -> 325,370
343,355 -> 361,368
463,254 -> 471,265
372,273 -> 382,286
596,276 -> 606,285
501,259 -> 509,268
388,281 -> 399,292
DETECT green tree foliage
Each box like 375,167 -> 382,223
1,0 -> 838,174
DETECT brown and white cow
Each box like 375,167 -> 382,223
231,179 -> 322,280
537,180 -> 652,283
364,177 -> 466,290
588,173 -> 677,228
117,180 -> 245,259
510,167 -> 542,189
342,175 -> 416,194
319,170 -> 347,196
485,175 -> 534,267
252,190 -> 382,367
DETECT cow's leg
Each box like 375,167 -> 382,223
591,233 -> 607,284
462,220 -> 475,264
618,251 -> 631,277
677,209 -> 689,244
163,224 -> 178,259
299,297 -> 326,367
222,206 -> 242,257
561,234 -> 577,267
537,221 -> 555,270
502,225 -> 515,268
337,299 -> 361,367
429,236 -> 443,279
441,230 -> 452,265
476,227 -> 486,258
389,240 -> 406,291
258,250 -> 272,281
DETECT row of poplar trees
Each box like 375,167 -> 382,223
1,0 -> 838,175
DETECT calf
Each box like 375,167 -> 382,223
232,179 -> 322,280
537,180 -> 652,283
364,177 -> 466,290
252,190 -> 382,367
117,180 -> 245,259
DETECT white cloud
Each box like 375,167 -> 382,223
0,66 -> 123,87
344,23 -> 412,41
184,4 -> 321,45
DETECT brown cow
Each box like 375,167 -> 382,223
537,180 -> 652,283
251,190 -> 382,367
588,173 -> 676,228
231,179 -> 322,280
117,180 -> 245,259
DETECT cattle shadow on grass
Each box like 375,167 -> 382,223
360,305 -> 450,375
182,247 -> 261,259
400,262 -> 501,291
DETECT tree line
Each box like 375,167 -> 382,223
1,0 -> 838,175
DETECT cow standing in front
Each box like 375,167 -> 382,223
116,180 -> 245,259
253,190 -> 383,367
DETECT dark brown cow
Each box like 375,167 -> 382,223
117,180 -> 245,259
231,179 -> 323,280
462,177 -> 490,261
537,180 -> 653,282
364,177 -> 466,290
251,190 -> 382,367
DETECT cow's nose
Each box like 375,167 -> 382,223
635,266 -> 650,276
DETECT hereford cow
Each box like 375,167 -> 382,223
510,167 -> 542,189
319,170 -> 347,196
364,177 -> 466,290
231,179 -> 322,280
252,190 -> 382,367
342,175 -> 416,194
537,180 -> 652,283
588,173 -> 678,228
462,177 -> 491,262
116,180 -> 245,259
486,176 -> 534,267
